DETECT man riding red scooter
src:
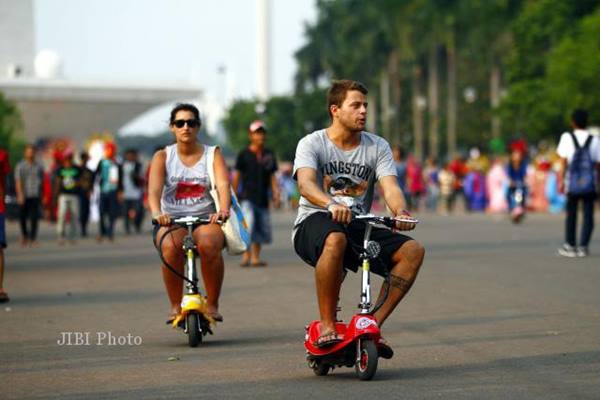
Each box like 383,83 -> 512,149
292,80 -> 425,376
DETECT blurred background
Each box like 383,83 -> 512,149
0,0 -> 600,160
1,0 -> 600,218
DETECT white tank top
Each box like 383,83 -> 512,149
160,144 -> 216,217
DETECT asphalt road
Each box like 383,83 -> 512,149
2,210 -> 599,399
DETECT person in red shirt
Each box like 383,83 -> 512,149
448,154 -> 469,212
0,148 -> 11,302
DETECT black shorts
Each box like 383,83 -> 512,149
293,212 -> 413,277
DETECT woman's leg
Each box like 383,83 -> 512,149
156,227 -> 186,316
193,224 -> 225,317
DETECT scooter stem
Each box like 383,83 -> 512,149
359,224 -> 373,313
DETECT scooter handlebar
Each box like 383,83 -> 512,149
151,215 -> 220,226
325,211 -> 419,228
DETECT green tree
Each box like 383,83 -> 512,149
546,8 -> 600,125
287,0 -> 600,158
222,100 -> 258,152
0,92 -> 26,166
500,0 -> 599,140
222,89 -> 329,162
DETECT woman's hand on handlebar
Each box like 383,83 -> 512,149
328,203 -> 352,225
209,209 -> 229,224
394,210 -> 417,231
154,213 -> 172,226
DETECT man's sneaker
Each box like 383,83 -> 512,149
576,247 -> 589,257
558,244 -> 577,258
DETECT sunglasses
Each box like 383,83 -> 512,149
173,119 -> 200,128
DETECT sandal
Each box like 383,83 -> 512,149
0,292 -> 9,303
377,336 -> 394,359
166,314 -> 185,329
250,261 -> 268,267
207,311 -> 223,322
314,330 -> 342,348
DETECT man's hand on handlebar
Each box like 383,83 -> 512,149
209,209 -> 229,225
394,210 -> 417,231
327,202 -> 352,225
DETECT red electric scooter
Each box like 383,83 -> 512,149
304,214 -> 418,380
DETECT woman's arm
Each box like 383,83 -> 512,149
147,150 -> 167,224
213,147 -> 231,213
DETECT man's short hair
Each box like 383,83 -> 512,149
327,80 -> 368,118
571,109 -> 588,129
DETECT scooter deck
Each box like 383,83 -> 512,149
304,316 -> 381,357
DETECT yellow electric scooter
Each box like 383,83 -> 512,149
154,216 -> 217,347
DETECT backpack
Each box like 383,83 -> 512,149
567,132 -> 596,195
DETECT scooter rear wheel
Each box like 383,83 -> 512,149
187,313 -> 202,347
355,339 -> 378,380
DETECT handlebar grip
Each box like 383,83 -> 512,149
395,216 -> 419,224
151,217 -> 172,225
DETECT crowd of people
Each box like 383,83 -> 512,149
11,143 -> 146,247
0,83 -> 597,366
387,138 -> 593,217
3,125 -> 595,251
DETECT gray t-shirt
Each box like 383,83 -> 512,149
15,160 -> 44,198
292,129 -> 397,232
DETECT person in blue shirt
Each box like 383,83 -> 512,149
506,140 -> 528,219
94,142 -> 123,242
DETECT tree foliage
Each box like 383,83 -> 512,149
0,92 -> 26,166
222,89 -> 328,162
223,0 -> 600,161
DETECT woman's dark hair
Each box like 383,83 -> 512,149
169,103 -> 201,125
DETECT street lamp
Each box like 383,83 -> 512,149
463,86 -> 477,104
255,102 -> 266,116
416,95 -> 427,110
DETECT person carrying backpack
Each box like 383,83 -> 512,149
557,109 -> 600,257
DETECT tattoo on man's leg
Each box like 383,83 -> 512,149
389,274 -> 414,292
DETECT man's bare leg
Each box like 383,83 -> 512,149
315,232 -> 346,335
373,240 -> 425,327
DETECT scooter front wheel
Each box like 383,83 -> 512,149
309,359 -> 330,376
355,339 -> 378,380
186,313 -> 202,347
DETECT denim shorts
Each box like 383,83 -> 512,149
241,200 -> 272,244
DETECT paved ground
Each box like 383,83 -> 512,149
2,210 -> 599,399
